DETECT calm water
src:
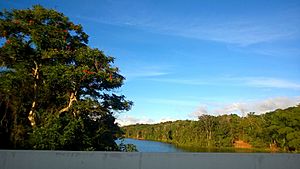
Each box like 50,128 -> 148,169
117,138 -> 184,152
117,138 -> 271,153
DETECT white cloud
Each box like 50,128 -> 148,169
116,115 -> 178,126
116,115 -> 155,126
188,106 -> 208,118
252,97 -> 300,113
159,117 -> 177,123
118,97 -> 300,125
213,102 -> 253,116
189,96 -> 300,118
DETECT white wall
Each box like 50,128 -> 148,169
1,150 -> 299,169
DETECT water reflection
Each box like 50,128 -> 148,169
117,138 -> 272,153
117,138 -> 184,152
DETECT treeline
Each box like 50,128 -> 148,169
123,105 -> 300,152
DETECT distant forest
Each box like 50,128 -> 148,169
123,105 -> 300,152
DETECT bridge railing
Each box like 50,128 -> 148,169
1,150 -> 299,169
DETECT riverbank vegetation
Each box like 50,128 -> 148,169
123,105 -> 300,152
0,6 -> 132,151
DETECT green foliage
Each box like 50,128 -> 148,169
118,139 -> 138,152
264,106 -> 300,151
124,105 -> 300,152
0,5 -> 132,150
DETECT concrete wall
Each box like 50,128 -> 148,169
0,150 -> 299,169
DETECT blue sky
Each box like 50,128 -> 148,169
2,0 -> 300,125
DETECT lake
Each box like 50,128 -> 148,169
117,138 -> 184,152
117,138 -> 271,153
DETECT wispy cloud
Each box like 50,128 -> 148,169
145,98 -> 199,107
76,2 -> 300,57
238,77 -> 300,89
148,78 -> 211,86
235,44 -> 300,57
189,96 -> 300,118
79,14 -> 299,47
177,19 -> 299,46
149,76 -> 300,90
121,63 -> 171,80
80,1 -> 300,45
124,69 -> 169,79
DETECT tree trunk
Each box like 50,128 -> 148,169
28,61 -> 39,127
206,129 -> 210,147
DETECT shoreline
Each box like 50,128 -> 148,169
124,137 -> 283,153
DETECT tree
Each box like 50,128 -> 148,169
214,114 -> 240,147
0,5 -> 132,150
265,106 -> 300,151
198,114 -> 217,147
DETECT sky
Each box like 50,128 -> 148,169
1,0 -> 300,125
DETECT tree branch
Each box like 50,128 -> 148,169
58,91 -> 77,116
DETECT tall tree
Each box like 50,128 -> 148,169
0,5 -> 132,150
198,115 -> 217,147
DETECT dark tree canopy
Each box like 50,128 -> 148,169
0,5 -> 132,150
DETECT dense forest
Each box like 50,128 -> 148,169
0,6 -> 134,151
123,105 -> 300,152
